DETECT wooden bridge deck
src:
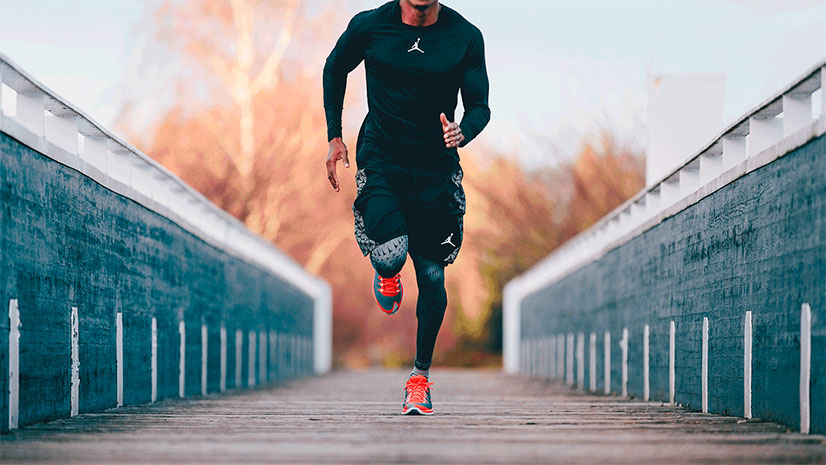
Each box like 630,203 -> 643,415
2,369 -> 824,464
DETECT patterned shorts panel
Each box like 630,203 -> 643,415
352,168 -> 465,265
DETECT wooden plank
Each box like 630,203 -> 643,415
0,369 -> 823,464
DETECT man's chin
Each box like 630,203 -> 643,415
406,0 -> 438,12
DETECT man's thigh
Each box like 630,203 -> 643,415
353,170 -> 408,252
406,169 -> 465,265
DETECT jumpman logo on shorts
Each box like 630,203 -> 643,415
441,233 -> 456,247
408,38 -> 424,54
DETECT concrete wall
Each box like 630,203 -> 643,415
519,132 -> 825,433
0,132 -> 317,430
0,53 -> 330,432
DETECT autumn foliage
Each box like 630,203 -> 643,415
123,1 -> 644,368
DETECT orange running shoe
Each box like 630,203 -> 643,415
373,272 -> 403,315
402,374 -> 434,415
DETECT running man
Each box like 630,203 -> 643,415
323,0 -> 490,415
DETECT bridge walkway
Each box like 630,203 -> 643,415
1,369 -> 824,464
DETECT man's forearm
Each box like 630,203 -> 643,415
325,107 -> 344,141
459,105 -> 491,147
323,59 -> 347,141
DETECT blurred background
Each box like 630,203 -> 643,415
1,0 -> 824,369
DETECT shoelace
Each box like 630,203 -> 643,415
405,376 -> 433,403
378,274 -> 401,296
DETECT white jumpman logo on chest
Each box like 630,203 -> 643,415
408,37 -> 424,54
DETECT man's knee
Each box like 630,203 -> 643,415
418,285 -> 447,310
415,260 -> 447,314
370,235 -> 408,277
416,286 -> 447,321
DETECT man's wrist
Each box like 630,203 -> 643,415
457,124 -> 468,147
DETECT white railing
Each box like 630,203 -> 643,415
0,52 -> 332,374
503,58 -> 826,373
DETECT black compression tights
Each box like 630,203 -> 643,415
370,236 -> 447,371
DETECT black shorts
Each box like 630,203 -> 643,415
352,168 -> 465,265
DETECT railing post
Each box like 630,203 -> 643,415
722,127 -> 748,172
268,329 -> 276,381
16,86 -> 45,149
44,101 -> 78,160
220,325 -> 227,392
644,189 -> 660,220
702,317 -> 709,413
179,320 -> 186,398
201,323 -> 208,396
259,330 -> 267,383
543,334 -> 553,378
565,333 -> 574,386
547,336 -> 554,379
235,329 -> 243,388
744,311 -> 752,419
679,161 -> 700,198
116,312 -> 123,407
800,304 -> 811,434
589,332 -> 596,393
526,338 -> 533,377
248,330 -> 257,387
8,299 -> 20,430
603,331 -> 611,394
619,207 -> 632,236
630,198 -> 645,230
669,320 -> 675,405
151,317 -> 157,402
699,141 -> 723,184
659,176 -> 680,210
576,332 -> 585,389
557,333 -> 565,379
643,324 -> 650,401
78,128 -> 108,179
621,327 -> 628,397
535,336 -> 544,378
524,339 -> 530,376
502,283 -> 521,374
131,157 -> 155,200
749,99 -> 783,157
107,140 -> 132,187
782,93 -> 812,137
822,66 -> 826,118
70,306 -> 79,417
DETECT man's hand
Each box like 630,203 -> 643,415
326,137 -> 350,192
440,113 -> 465,148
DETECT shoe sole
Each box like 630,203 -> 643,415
377,298 -> 401,315
381,303 -> 400,315
402,406 -> 434,415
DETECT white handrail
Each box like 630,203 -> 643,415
503,58 -> 826,373
0,51 -> 332,374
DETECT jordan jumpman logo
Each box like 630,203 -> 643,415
441,233 -> 455,247
408,38 -> 424,54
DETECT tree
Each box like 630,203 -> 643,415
126,0 -> 645,368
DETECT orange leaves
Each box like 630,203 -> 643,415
132,1 -> 644,369
561,132 -> 645,241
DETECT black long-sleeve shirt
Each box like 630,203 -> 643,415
323,1 -> 490,176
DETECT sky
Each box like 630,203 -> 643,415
0,0 -> 824,167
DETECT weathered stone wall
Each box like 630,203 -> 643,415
520,133 -> 825,433
1,131 -> 315,430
